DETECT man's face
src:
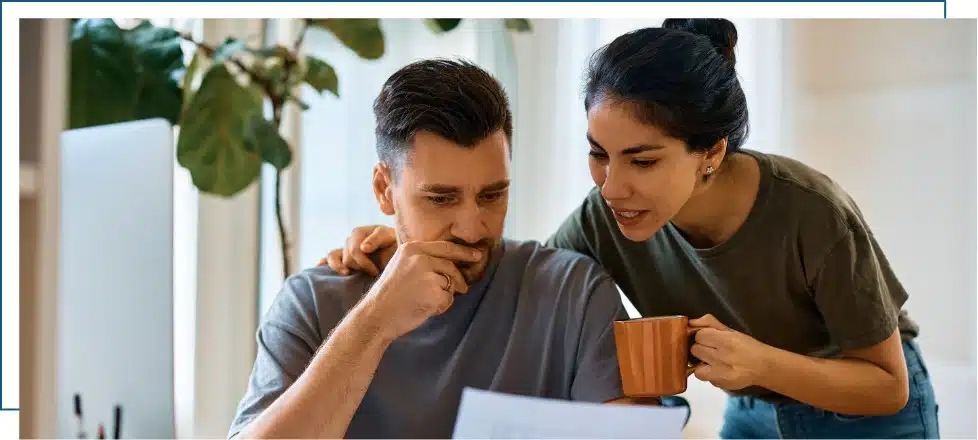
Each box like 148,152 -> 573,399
374,130 -> 510,283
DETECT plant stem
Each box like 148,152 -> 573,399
274,169 -> 292,278
269,18 -> 310,279
182,31 -> 300,278
294,19 -> 310,51
271,106 -> 292,278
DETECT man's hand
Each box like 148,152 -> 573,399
356,241 -> 483,341
688,314 -> 771,391
321,225 -> 397,276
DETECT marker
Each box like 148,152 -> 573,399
113,405 -> 122,439
74,393 -> 86,439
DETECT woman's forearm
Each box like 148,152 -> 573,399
755,345 -> 909,416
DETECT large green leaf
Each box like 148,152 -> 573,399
176,64 -> 264,197
303,56 -> 338,96
244,114 -> 293,170
126,21 -> 184,124
306,19 -> 385,60
424,19 -> 462,34
69,19 -> 185,129
68,19 -> 140,129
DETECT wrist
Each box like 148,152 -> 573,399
348,296 -> 397,345
751,342 -> 779,388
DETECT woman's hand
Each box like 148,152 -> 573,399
318,225 -> 397,276
689,314 -> 772,391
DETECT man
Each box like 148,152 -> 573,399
228,59 -> 633,439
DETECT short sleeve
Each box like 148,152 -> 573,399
811,223 -> 909,352
570,274 -> 628,403
227,274 -> 328,439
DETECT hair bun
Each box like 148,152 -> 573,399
662,18 -> 738,65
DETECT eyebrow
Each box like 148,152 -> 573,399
587,133 -> 665,155
419,180 -> 511,194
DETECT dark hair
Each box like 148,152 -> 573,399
584,18 -> 749,154
373,58 -> 513,175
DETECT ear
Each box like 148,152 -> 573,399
373,163 -> 396,216
703,138 -> 728,172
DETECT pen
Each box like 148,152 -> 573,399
74,393 -> 86,439
113,405 -> 122,439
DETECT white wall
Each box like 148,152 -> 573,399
678,19 -> 978,439
786,19 -> 977,439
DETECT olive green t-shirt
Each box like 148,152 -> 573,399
546,149 -> 919,401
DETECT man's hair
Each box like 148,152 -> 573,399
373,58 -> 513,176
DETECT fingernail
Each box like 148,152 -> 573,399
472,250 -> 481,259
341,269 -> 349,275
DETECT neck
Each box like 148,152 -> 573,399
671,153 -> 760,249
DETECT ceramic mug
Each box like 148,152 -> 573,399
613,315 -> 700,398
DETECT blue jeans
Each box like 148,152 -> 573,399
719,340 -> 939,439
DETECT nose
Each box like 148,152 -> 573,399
450,200 -> 488,245
599,162 -> 629,201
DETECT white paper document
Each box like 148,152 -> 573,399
452,388 -> 689,439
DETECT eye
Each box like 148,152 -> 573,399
427,195 -> 455,206
479,191 -> 505,203
632,159 -> 657,168
588,150 -> 608,160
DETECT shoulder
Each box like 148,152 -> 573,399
501,239 -> 620,309
548,187 -> 611,253
506,239 -> 611,281
262,266 -> 375,337
752,150 -> 867,234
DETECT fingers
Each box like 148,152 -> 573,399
692,363 -> 714,382
343,235 -> 380,276
361,226 -> 396,253
411,241 -> 483,263
690,341 -> 727,366
349,246 -> 380,277
693,327 -> 725,349
689,313 -> 729,331
426,256 -> 470,294
325,249 -> 348,275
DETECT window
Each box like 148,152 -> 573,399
112,17 -> 202,438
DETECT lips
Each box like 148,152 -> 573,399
608,206 -> 649,226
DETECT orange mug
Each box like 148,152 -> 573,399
613,315 -> 699,398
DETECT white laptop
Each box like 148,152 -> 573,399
57,118 -> 176,438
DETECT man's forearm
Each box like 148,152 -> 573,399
756,346 -> 908,416
240,304 -> 390,439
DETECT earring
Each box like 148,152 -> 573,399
705,166 -> 715,175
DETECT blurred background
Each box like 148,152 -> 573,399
19,18 -> 976,438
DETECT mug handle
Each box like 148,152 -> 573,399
685,327 -> 702,377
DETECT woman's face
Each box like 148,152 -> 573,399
586,101 -> 712,242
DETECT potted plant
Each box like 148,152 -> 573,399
68,18 -> 531,277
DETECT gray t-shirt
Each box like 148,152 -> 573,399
547,149 -> 918,402
228,239 -> 627,439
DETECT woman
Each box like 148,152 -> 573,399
320,19 -> 939,439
